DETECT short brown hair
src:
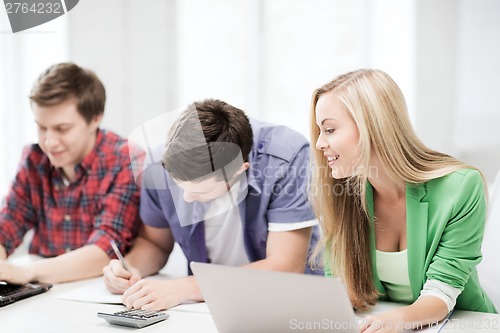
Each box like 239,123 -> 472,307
30,62 -> 106,123
162,99 -> 253,182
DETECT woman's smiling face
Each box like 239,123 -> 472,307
314,91 -> 361,179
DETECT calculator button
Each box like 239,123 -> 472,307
97,309 -> 168,329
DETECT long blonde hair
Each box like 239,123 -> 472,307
309,69 -> 477,309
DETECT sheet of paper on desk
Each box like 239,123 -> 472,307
169,302 -> 210,314
58,277 -> 211,313
57,274 -> 181,304
57,278 -> 122,304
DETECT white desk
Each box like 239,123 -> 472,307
2,256 -> 499,332
0,277 -> 217,333
0,277 -> 447,333
440,310 -> 500,332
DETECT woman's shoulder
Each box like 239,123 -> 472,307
423,168 -> 484,203
426,168 -> 482,188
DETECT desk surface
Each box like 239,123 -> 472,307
1,277 -> 217,333
2,258 -> 499,332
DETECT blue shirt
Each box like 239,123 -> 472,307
140,119 -> 320,274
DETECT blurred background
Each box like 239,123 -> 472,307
1,0 -> 499,198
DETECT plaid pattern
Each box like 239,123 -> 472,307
0,129 -> 141,257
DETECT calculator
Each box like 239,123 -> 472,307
97,309 -> 169,328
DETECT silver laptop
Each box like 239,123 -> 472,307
190,262 -> 359,333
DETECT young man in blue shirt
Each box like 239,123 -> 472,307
103,99 -> 319,310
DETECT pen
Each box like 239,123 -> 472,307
110,239 -> 130,272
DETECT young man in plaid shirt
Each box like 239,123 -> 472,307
0,63 -> 141,284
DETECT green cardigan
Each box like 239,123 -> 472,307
325,169 -> 496,313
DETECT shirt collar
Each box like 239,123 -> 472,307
245,156 -> 261,195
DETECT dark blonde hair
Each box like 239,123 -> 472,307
30,62 -> 106,123
309,69 -> 476,309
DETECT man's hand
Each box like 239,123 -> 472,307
0,260 -> 33,285
103,259 -> 141,294
122,276 -> 197,311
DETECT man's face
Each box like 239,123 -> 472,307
32,98 -> 101,177
175,176 -> 231,203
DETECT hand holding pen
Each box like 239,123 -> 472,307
110,239 -> 130,272
103,240 -> 141,294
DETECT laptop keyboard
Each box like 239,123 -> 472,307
0,283 -> 31,297
0,281 -> 52,307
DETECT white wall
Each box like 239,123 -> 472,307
0,13 -> 68,197
1,0 -> 500,197
415,0 -> 500,182
415,0 -> 460,154
63,0 -> 417,140
66,0 -> 176,139
454,0 -> 500,181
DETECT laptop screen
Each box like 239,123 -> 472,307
191,262 -> 359,333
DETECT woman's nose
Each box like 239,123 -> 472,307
315,134 -> 327,151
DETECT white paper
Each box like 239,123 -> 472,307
57,278 -> 122,304
169,302 -> 210,314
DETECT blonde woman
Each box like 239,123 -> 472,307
310,69 -> 496,332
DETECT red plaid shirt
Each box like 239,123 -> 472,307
0,129 -> 140,257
